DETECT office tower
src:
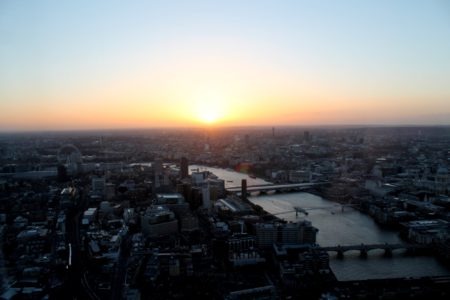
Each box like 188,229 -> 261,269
180,157 -> 189,179
202,183 -> 211,212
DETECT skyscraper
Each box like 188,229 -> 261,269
202,183 -> 211,212
180,157 -> 189,179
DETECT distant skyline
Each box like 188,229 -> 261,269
1,0 -> 450,131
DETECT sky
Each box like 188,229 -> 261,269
1,0 -> 450,131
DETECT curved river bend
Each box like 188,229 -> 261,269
191,165 -> 450,281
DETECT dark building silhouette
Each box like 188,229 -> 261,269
304,130 -> 310,142
241,179 -> 247,201
57,164 -> 69,182
180,157 -> 189,179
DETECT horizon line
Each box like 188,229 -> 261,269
2,123 -> 450,134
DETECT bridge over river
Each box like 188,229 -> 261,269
317,243 -> 430,258
226,182 -> 329,194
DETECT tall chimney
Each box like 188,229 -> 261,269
241,179 -> 247,201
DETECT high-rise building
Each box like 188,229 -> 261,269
180,157 -> 189,179
153,159 -> 163,188
202,183 -> 211,212
192,171 -> 208,185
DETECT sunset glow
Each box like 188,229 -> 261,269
195,101 -> 223,124
191,90 -> 228,124
1,0 -> 450,131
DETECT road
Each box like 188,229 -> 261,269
64,187 -> 99,299
110,233 -> 131,300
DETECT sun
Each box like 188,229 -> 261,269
193,91 -> 227,124
197,102 -> 221,124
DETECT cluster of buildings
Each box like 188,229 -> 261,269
0,126 -> 450,299
0,156 -> 324,299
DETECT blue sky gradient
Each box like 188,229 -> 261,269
1,0 -> 450,130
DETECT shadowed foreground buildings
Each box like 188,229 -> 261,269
0,127 -> 450,299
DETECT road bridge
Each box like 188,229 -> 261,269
318,243 -> 429,258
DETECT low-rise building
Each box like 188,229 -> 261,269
141,206 -> 178,238
255,221 -> 318,249
404,219 -> 449,244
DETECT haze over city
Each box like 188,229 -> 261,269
3,2 -> 450,298
1,0 -> 450,131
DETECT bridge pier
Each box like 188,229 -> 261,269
384,248 -> 392,257
359,244 -> 367,258
321,243 -> 426,260
384,243 -> 392,257
360,249 -> 367,258
336,245 -> 344,259
405,246 -> 416,256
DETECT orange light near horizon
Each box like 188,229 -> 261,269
192,90 -> 228,125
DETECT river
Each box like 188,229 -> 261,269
191,165 -> 450,281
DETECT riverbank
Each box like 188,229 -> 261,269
189,165 -> 450,280
248,192 -> 450,281
332,275 -> 450,298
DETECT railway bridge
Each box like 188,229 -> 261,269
226,182 -> 328,195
